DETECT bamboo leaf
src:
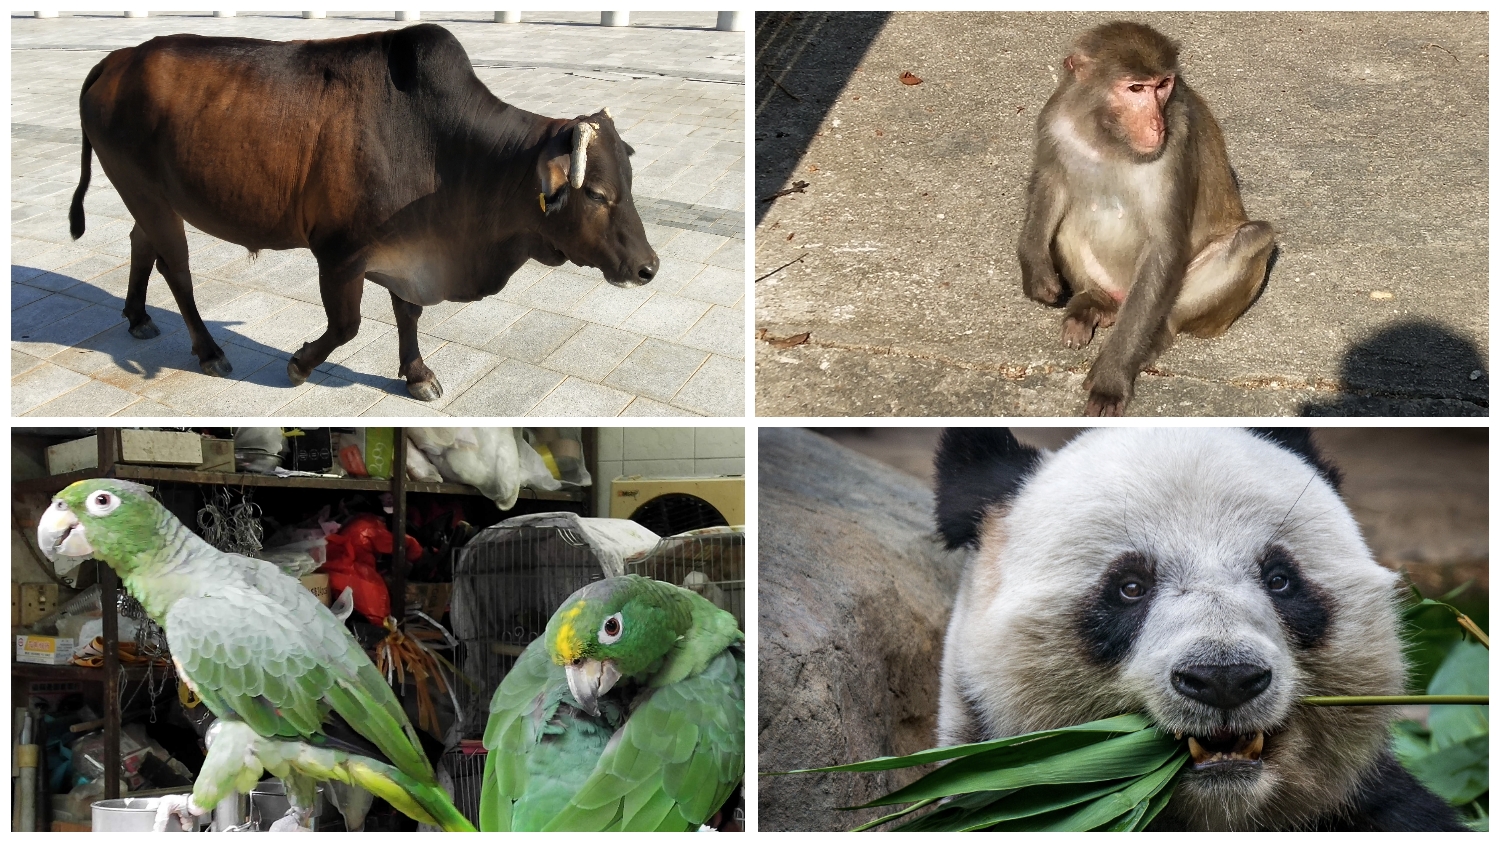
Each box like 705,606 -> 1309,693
859,727 -> 1178,807
774,713 -> 1151,775
900,777 -> 1137,832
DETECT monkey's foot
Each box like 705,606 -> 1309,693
153,793 -> 208,832
1061,315 -> 1098,349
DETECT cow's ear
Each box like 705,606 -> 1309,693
623,141 -> 635,157
535,123 -> 573,213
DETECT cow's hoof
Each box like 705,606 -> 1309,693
201,356 -> 233,377
407,378 -> 443,402
128,319 -> 160,340
287,359 -> 310,386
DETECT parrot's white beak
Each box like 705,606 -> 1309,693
565,658 -> 622,717
37,499 -> 93,576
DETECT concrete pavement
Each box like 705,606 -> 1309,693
755,12 -> 1487,417
13,11 -> 747,417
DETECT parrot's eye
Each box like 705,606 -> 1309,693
85,491 -> 120,517
598,612 -> 624,644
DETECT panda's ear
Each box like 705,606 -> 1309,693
934,428 -> 1044,550
1250,428 -> 1342,490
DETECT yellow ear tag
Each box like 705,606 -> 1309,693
539,192 -> 547,213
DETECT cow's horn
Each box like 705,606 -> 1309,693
569,121 -> 596,189
602,106 -> 614,120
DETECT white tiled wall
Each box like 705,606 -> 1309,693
595,427 -> 745,515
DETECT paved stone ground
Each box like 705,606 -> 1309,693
755,12 -> 1488,417
12,11 -> 746,417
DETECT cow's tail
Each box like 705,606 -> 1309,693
70,62 -> 106,241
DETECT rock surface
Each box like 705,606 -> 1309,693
758,428 -> 968,831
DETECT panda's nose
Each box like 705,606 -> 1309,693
1171,663 -> 1272,710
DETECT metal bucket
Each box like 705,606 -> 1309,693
91,797 -> 202,832
248,780 -> 328,831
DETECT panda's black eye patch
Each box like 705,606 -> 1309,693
1077,552 -> 1156,666
1259,545 -> 1331,648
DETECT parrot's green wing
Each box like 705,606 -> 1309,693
551,642 -> 744,831
479,640 -> 744,831
166,556 -> 435,787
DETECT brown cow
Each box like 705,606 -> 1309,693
70,23 -> 658,400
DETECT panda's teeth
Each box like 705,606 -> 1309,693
1187,736 -> 1210,764
1174,730 -> 1184,740
1244,730 -> 1265,761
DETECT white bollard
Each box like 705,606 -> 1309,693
302,10 -> 325,18
214,10 -> 234,16
600,11 -> 629,27
124,10 -> 148,16
715,11 -> 743,31
34,11 -> 59,17
395,11 -> 418,20
494,11 -> 520,23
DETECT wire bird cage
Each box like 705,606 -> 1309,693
626,528 -> 745,629
440,742 -> 488,829
449,523 -> 607,738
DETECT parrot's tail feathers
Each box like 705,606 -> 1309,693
348,759 -> 476,832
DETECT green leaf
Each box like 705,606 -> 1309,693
897,777 -> 1134,832
775,713 -> 1151,775
1032,752 -> 1185,831
861,727 -> 1178,808
1427,641 -> 1489,750
1403,734 -> 1489,805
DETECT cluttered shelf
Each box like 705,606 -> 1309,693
11,662 -> 152,684
19,465 -> 585,502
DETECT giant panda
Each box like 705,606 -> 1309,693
932,428 -> 1467,831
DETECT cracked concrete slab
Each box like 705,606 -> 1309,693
754,12 -> 1488,417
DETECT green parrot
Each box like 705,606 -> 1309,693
479,574 -> 744,831
38,478 -> 475,832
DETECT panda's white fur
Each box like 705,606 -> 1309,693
934,428 -> 1437,831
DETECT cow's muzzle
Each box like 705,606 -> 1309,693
609,253 -> 659,288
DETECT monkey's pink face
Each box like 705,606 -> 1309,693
1111,75 -> 1175,156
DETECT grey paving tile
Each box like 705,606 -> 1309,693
111,397 -> 178,417
676,265 -> 744,308
541,324 -> 643,382
192,360 -> 316,416
427,297 -> 529,346
279,374 -> 387,417
567,281 -> 653,328
23,378 -> 141,417
670,354 -> 743,417
528,377 -> 633,417
12,348 -> 46,378
603,338 -> 709,404
360,394 -> 450,417
484,309 -> 584,364
13,300 -> 124,359
413,342 -> 504,411
620,396 -> 697,417
680,305 -> 746,359
618,293 -> 710,342
12,362 -> 91,415
443,359 -> 568,417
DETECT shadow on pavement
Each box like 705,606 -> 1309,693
1301,319 -> 1488,416
12,266 -> 399,394
754,11 -> 890,226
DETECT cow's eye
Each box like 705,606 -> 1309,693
584,188 -> 609,204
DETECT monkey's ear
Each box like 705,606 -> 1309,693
1064,52 -> 1092,80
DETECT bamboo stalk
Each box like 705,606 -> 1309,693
1302,695 -> 1488,706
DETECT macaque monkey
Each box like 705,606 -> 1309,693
1017,21 -> 1274,416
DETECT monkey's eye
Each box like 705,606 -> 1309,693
1128,83 -> 1146,93
598,612 -> 624,644
85,491 -> 120,517
1119,580 -> 1148,600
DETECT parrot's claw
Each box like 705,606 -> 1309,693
152,793 -> 205,832
268,806 -> 314,832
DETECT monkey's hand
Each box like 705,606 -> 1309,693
1020,254 -> 1065,306
1083,365 -> 1133,417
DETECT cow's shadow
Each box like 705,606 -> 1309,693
12,266 -> 405,395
